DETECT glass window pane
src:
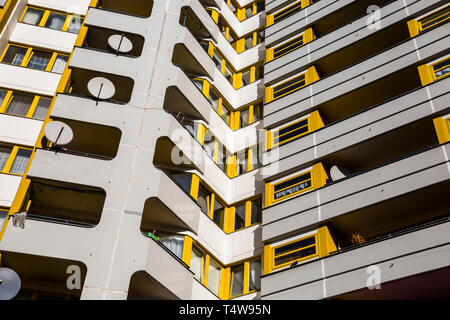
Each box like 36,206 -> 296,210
252,103 -> 263,123
249,260 -> 261,291
32,97 -> 52,120
67,16 -> 82,33
197,185 -> 210,215
27,51 -> 52,70
0,209 -> 7,228
234,203 -> 246,230
9,148 -> 32,175
220,103 -> 231,125
2,46 -> 28,65
22,8 -> 45,25
51,55 -> 69,73
0,145 -> 13,171
236,150 -> 247,175
5,93 -> 34,117
240,108 -> 250,128
250,198 -> 262,225
0,90 -> 7,106
230,264 -> 244,297
242,70 -> 251,86
207,259 -> 221,296
44,12 -> 67,30
208,90 -> 220,112
190,246 -> 204,282
212,198 -> 225,229
171,173 -> 192,194
159,235 -> 185,260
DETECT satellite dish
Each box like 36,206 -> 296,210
0,267 -> 21,300
330,165 -> 350,182
87,77 -> 116,100
108,34 -> 133,53
44,121 -> 74,146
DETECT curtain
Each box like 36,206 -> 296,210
6,95 -> 33,117
51,55 -> 69,74
32,98 -> 52,120
249,260 -> 261,291
230,264 -> 244,297
207,260 -> 221,296
10,48 -> 26,65
0,147 -> 12,171
67,17 -> 82,34
46,13 -> 66,30
190,247 -> 204,282
159,235 -> 184,260
22,8 -> 43,25
9,149 -> 32,175
27,52 -> 51,70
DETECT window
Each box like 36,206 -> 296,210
186,242 -> 224,298
0,208 -> 7,229
273,235 -> 317,269
266,0 -> 311,27
0,89 -> 52,120
236,61 -> 264,88
1,44 -> 70,73
267,111 -> 325,149
20,6 -> 84,34
418,55 -> 450,86
265,163 -> 328,207
230,264 -> 245,297
159,234 -> 185,260
267,28 -> 315,62
229,258 -> 261,298
0,144 -> 33,176
236,100 -> 263,129
263,226 -> 337,274
232,197 -> 262,232
266,66 -> 319,103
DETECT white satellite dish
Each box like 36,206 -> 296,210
87,77 -> 116,100
108,34 -> 133,53
44,121 -> 74,146
330,165 -> 350,182
0,267 -> 21,300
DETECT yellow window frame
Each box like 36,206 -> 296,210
266,0 -> 312,27
266,28 -> 315,62
0,145 -> 33,176
433,116 -> 450,144
418,55 -> 450,86
0,89 -> 52,119
20,6 -> 84,33
266,66 -> 319,103
263,226 -> 337,275
1,43 -> 69,73
228,257 -> 261,299
264,162 -> 328,207
266,110 -> 324,150
407,4 -> 450,37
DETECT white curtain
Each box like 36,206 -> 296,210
46,14 -> 65,30
32,98 -> 52,120
22,9 -> 43,25
249,260 -> 261,291
6,95 -> 32,117
0,147 -> 12,171
159,235 -> 184,260
207,260 -> 221,296
28,53 -> 51,70
9,149 -> 32,175
10,48 -> 26,65
51,55 -> 69,74
190,247 -> 203,282
67,17 -> 82,34
230,265 -> 244,297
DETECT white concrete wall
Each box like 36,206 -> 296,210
0,114 -> 43,147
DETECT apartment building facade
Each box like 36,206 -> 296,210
0,0 -> 448,300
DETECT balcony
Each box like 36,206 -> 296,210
94,0 -> 153,18
81,25 -> 145,57
263,143 -> 450,241
0,251 -> 87,300
261,216 -> 450,299
25,178 -> 106,227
